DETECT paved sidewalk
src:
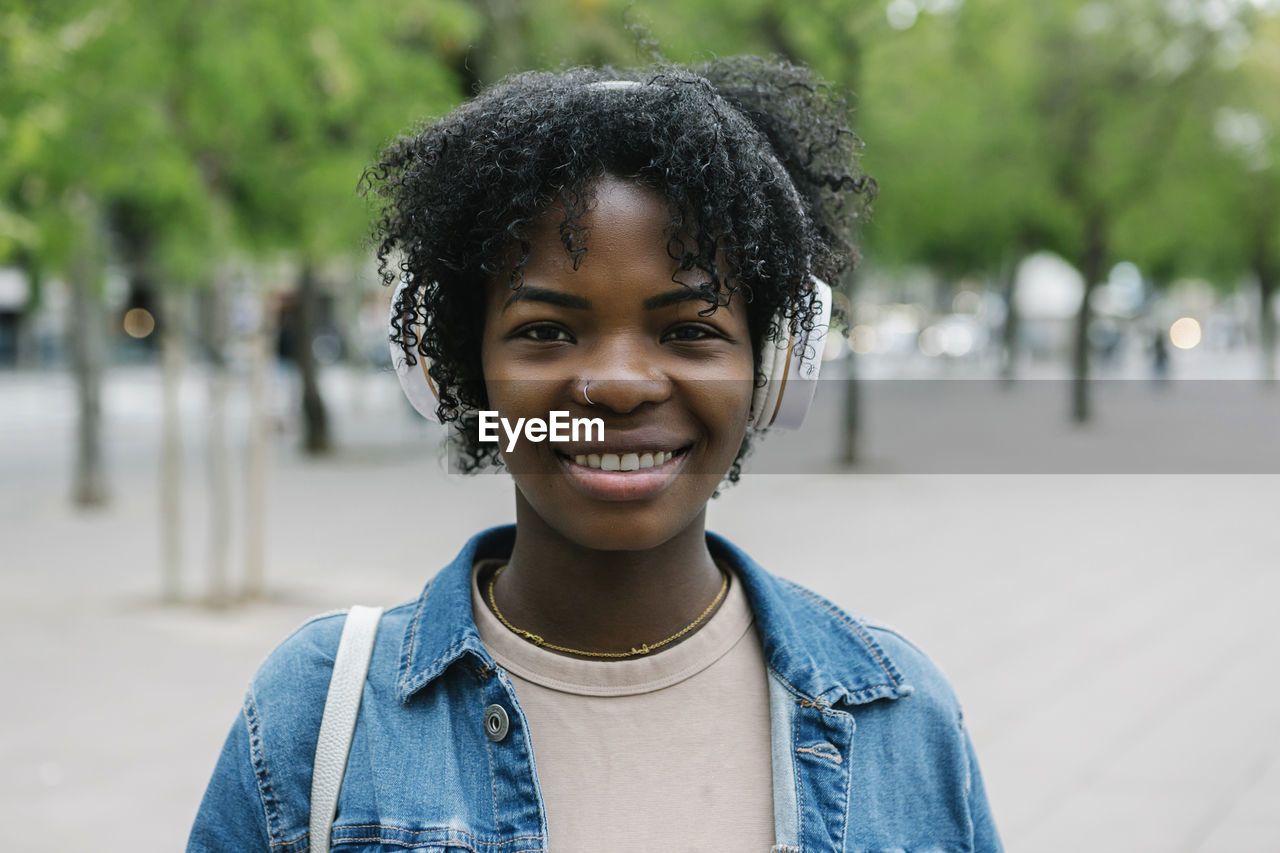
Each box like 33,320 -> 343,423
1,366 -> 1277,852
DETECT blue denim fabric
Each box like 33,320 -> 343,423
189,526 -> 1002,852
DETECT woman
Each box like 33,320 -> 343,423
189,57 -> 1002,852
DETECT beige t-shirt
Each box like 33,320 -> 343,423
472,563 -> 775,853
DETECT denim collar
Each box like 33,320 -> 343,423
396,525 -> 912,708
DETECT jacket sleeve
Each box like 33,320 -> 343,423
186,695 -> 272,853
964,720 -> 1004,853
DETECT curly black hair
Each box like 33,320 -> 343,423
362,55 -> 874,481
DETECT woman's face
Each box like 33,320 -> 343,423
480,175 -> 755,552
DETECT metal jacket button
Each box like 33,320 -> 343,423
483,704 -> 509,742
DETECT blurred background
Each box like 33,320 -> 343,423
2,0 -> 1278,851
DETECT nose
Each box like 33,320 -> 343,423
579,339 -> 671,415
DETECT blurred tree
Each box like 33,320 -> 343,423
857,0 -> 1249,420
0,1 -> 205,511
1236,13 -> 1280,380
154,0 -> 465,457
858,1 -> 1050,385
1,0 -> 474,602
1028,0 -> 1236,420
1114,5 -> 1280,380
137,0 -> 470,601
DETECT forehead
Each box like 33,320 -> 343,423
531,177 -> 670,262
483,174 -> 739,316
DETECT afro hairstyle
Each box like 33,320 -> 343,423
362,55 -> 874,481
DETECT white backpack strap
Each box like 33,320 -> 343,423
309,605 -> 383,853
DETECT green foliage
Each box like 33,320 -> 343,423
0,0 -> 473,283
2,0 -> 1277,295
1116,5 -> 1280,286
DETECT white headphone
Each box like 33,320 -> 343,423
390,78 -> 832,431
390,273 -> 830,431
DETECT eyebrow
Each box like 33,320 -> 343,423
503,287 -> 592,311
642,287 -> 717,310
503,285 -> 716,312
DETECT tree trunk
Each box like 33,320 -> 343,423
295,263 -> 330,455
839,274 -> 860,467
15,257 -> 40,368
68,199 -> 109,508
840,354 -> 860,467
999,247 -> 1022,384
340,269 -> 369,416
205,270 -> 232,607
242,281 -> 274,601
1071,213 -> 1107,423
158,288 -> 185,603
1256,250 -> 1276,383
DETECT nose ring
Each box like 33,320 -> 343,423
582,381 -> 595,406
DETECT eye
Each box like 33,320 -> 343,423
516,323 -> 574,343
663,324 -> 723,343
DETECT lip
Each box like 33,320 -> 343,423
549,429 -> 694,458
555,448 -> 690,501
552,443 -> 687,457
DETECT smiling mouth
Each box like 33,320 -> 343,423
556,448 -> 690,472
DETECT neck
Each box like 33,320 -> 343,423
491,491 -> 725,657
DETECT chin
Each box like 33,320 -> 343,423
515,482 -> 718,555
561,511 -> 691,553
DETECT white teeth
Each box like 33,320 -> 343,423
571,450 -> 677,470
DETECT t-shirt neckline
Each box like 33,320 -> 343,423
471,560 -> 755,697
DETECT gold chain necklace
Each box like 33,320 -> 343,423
486,564 -> 729,659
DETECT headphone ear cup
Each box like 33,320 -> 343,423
751,276 -> 833,431
750,326 -> 788,430
390,278 -> 442,422
748,328 -> 776,428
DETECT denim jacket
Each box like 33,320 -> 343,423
189,526 -> 1002,852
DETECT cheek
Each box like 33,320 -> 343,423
479,332 -> 531,413
484,375 -> 550,424
696,358 -> 754,450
